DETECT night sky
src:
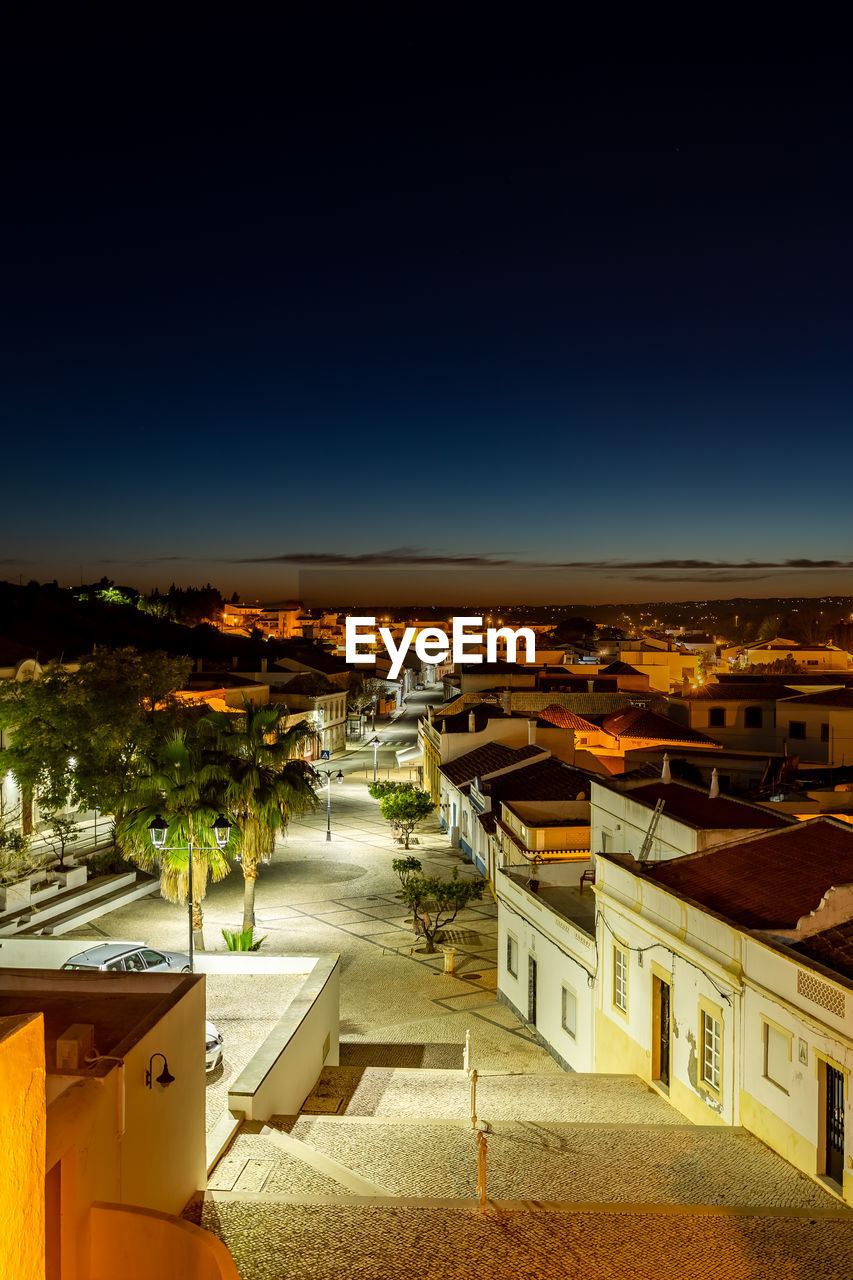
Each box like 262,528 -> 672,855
2,16 -> 852,605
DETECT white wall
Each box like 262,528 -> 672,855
497,873 -> 595,1072
228,955 -> 340,1120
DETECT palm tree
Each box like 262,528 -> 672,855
202,699 -> 318,929
116,730 -> 232,951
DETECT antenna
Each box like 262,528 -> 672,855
637,798 -> 665,862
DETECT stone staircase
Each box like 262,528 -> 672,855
0,870 -> 158,936
192,1062 -> 853,1280
201,1065 -> 837,1209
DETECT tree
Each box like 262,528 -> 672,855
0,662 -> 76,833
41,811 -> 80,870
347,675 -> 387,719
392,855 -> 422,890
0,823 -> 49,887
202,699 -> 318,928
401,868 -> 484,953
115,730 -> 233,951
368,779 -> 415,802
0,649 -> 193,833
379,787 -> 434,848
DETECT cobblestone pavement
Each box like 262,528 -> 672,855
307,1066 -> 681,1122
184,1201 -> 853,1280
209,1127 -> 349,1197
204,973 -> 307,1131
281,1118 -> 839,1207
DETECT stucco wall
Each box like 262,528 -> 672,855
0,1013 -> 45,1280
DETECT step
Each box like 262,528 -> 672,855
307,1066 -> 682,1123
280,1118 -> 841,1210
0,875 -> 117,934
17,874 -> 158,935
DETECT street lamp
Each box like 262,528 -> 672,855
370,735 -> 381,782
318,770 -> 344,842
147,813 -> 232,972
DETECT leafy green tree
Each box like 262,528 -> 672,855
0,663 -> 77,832
392,855 -> 422,890
379,787 -> 434,848
0,823 -> 48,886
41,811 -> 80,870
368,779 -> 415,801
115,731 -> 233,951
401,868 -> 484,953
0,649 -> 192,833
202,699 -> 318,928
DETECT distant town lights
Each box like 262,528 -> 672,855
345,615 -> 536,679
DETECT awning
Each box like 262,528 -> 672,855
396,744 -> 423,766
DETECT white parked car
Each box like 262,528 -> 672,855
205,1021 -> 224,1072
62,942 -> 190,972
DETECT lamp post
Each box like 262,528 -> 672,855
147,814 -> 231,972
318,769 -> 344,842
370,734 -> 381,782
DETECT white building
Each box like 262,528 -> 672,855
497,815 -> 853,1204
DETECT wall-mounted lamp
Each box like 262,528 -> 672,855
145,1052 -> 176,1089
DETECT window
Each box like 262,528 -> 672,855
701,1010 -> 721,1093
744,706 -> 762,729
105,959 -> 125,971
561,984 -> 577,1037
763,1020 -> 791,1092
124,951 -> 146,972
788,721 -> 806,740
140,949 -> 166,968
462,811 -> 469,837
709,707 -> 726,727
613,944 -> 628,1013
506,933 -> 518,978
821,723 -> 830,744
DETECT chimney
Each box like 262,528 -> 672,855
195,657 -> 203,673
527,719 -> 537,745
587,679 -> 595,693
468,710 -> 476,733
709,767 -> 720,798
502,688 -> 511,713
261,657 -> 268,674
427,705 -> 434,723
661,753 -> 671,784
231,655 -> 238,670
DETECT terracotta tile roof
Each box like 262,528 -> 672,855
601,707 -> 720,745
644,819 -> 853,929
599,661 -> 644,676
678,682 -> 794,702
481,758 -> 592,802
510,691 -> 664,716
620,780 -> 792,831
440,742 -> 545,787
793,920 -> 853,981
536,704 -> 602,732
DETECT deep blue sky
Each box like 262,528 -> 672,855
2,15 -> 852,604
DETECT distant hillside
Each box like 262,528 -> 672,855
0,580 -> 276,666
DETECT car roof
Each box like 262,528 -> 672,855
64,942 -> 149,964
